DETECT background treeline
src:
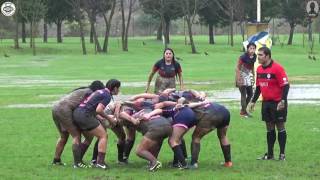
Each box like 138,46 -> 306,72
0,0 -> 319,55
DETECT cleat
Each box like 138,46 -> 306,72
187,163 -> 198,169
90,159 -> 97,166
246,112 -> 253,118
73,162 -> 91,168
223,161 -> 233,167
168,161 -> 181,168
118,159 -> 128,165
178,164 -> 188,170
240,111 -> 252,118
52,161 -> 66,166
240,111 -> 249,118
95,163 -> 109,170
149,161 -> 162,172
257,153 -> 274,160
278,154 -> 286,161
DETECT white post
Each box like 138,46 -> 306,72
257,0 -> 261,22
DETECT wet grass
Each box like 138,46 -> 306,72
0,105 -> 319,179
0,35 -> 320,179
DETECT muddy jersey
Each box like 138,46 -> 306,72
132,100 -> 155,111
169,90 -> 202,102
193,102 -> 230,129
53,88 -> 92,110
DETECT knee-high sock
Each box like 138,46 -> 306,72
239,86 -> 247,112
278,129 -> 287,154
172,145 -> 186,166
267,130 -> 276,156
180,138 -> 188,158
123,140 -> 134,160
79,143 -> 90,159
72,144 -> 82,164
221,144 -> 231,162
191,142 -> 200,165
91,140 -> 99,161
117,143 -> 125,162
246,86 -> 253,106
97,152 -> 106,165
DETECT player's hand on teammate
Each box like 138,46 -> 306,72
109,117 -> 118,127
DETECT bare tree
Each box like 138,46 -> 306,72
19,0 -> 46,55
67,0 -> 87,55
120,0 -> 137,51
181,0 -> 197,53
214,0 -> 234,46
102,0 -> 116,52
21,20 -> 26,43
43,20 -> 48,43
83,0 -> 103,52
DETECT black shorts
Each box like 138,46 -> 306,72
195,103 -> 230,129
261,101 -> 287,122
73,108 -> 100,131
145,125 -> 172,140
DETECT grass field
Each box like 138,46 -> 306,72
0,35 -> 320,179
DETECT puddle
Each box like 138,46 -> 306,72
207,84 -> 320,105
1,82 -> 320,109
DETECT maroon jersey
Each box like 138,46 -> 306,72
256,60 -> 289,101
152,59 -> 182,78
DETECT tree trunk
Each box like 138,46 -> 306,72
79,20 -> 87,55
123,0 -> 134,51
57,20 -> 63,43
21,20 -> 26,43
209,24 -> 214,44
32,22 -> 36,56
229,2 -> 234,47
287,22 -> 295,45
157,22 -> 162,40
240,21 -> 245,42
14,18 -> 19,49
30,22 -> 33,48
73,0 -> 86,55
120,0 -> 126,51
102,0 -> 116,53
272,18 -> 276,45
164,18 -> 170,44
308,19 -> 312,42
91,21 -> 102,52
43,21 -> 48,43
186,16 -> 196,53
90,25 -> 94,43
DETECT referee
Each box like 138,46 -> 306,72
248,47 -> 289,161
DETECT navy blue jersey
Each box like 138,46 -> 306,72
79,88 -> 111,114
153,59 -> 182,78
162,105 -> 176,118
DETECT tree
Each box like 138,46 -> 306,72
180,0 -> 197,53
19,0 -> 46,55
120,0 -> 136,51
82,0 -> 108,52
101,0 -> 116,52
140,0 -> 183,46
213,0 -> 235,46
46,0 -> 73,43
198,0 -> 228,44
280,0 -> 305,45
67,0 -> 87,55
